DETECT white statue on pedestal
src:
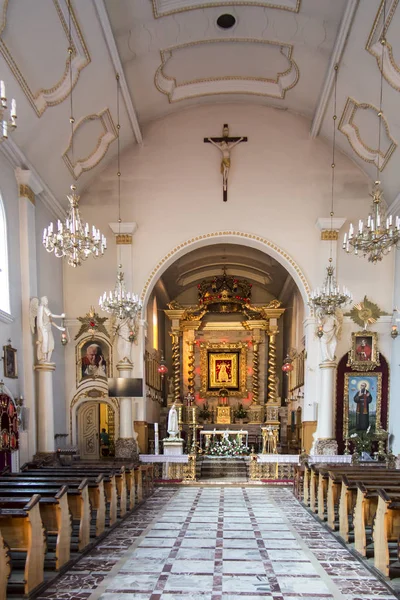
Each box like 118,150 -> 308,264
30,296 -> 66,363
167,403 -> 179,439
317,308 -> 342,363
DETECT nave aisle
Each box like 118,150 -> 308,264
35,487 -> 397,600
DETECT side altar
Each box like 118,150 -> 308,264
164,268 -> 285,451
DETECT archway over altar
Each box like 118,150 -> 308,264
142,239 -> 307,454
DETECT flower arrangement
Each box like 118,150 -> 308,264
198,402 -> 211,421
208,437 -> 249,456
234,403 -> 248,420
349,427 -> 376,454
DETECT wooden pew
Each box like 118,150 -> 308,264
0,495 -> 45,596
354,482 -> 400,557
293,465 -> 304,501
22,470 -> 107,536
0,527 -> 11,600
0,486 -> 70,570
0,476 -> 91,551
373,489 -> 400,577
135,467 -> 143,502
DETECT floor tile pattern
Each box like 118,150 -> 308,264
36,486 -> 398,600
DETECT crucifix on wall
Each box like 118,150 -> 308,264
204,124 -> 248,202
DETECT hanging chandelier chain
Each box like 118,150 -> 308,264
67,0 -> 74,166
330,64 -> 338,260
116,73 -> 121,231
376,0 -> 386,180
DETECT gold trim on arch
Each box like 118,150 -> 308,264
140,231 -> 311,303
338,97 -> 397,171
151,0 -> 301,18
0,0 -> 90,117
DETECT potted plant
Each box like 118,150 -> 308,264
234,403 -> 248,425
198,402 -> 211,424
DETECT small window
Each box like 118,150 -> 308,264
0,196 -> 10,314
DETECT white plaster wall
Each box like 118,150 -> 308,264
66,104 -> 394,318
0,155 -> 22,399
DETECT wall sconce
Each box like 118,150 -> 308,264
157,355 -> 168,379
391,308 -> 399,339
316,325 -> 324,338
282,354 -> 294,375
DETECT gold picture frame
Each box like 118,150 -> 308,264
200,342 -> 247,397
343,372 -> 382,438
347,331 -> 380,372
3,343 -> 17,379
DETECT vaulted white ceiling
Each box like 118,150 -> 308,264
0,0 -> 399,216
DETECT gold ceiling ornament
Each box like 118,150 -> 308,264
75,306 -> 109,340
346,296 -> 388,330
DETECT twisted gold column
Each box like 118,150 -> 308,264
170,331 -> 181,404
252,342 -> 260,404
267,332 -> 277,404
187,341 -> 195,395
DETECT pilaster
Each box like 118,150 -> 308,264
15,168 -> 43,460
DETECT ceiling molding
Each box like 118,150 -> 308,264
338,97 -> 397,171
155,39 -> 299,102
0,138 -> 65,218
310,0 -> 359,139
93,0 -> 143,144
388,192 -> 400,216
0,0 -> 90,117
150,0 -> 300,18
366,0 -> 400,92
62,108 -> 117,179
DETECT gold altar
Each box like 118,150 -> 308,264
164,269 -> 285,448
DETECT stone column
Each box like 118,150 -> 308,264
115,358 -> 139,462
34,362 -> 56,454
302,316 -> 319,452
312,360 -> 338,455
16,168 -> 43,462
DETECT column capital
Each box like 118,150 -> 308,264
15,167 -> 43,204
108,222 -> 138,244
315,217 -> 346,239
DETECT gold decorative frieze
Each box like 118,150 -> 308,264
338,97 -> 397,171
116,234 -> 133,245
63,109 -> 117,179
0,0 -> 90,117
151,0 -> 301,18
366,0 -> 400,92
18,184 -> 35,205
155,39 -> 299,103
320,230 -> 338,241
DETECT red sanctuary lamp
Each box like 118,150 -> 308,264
157,356 -> 168,379
282,354 -> 294,376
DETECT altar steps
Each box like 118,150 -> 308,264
200,457 -> 249,481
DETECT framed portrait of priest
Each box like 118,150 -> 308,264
200,342 -> 247,397
347,331 -> 380,372
343,372 -> 382,437
76,337 -> 112,385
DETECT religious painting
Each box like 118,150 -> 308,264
76,337 -> 111,385
200,341 -> 247,398
3,343 -> 17,379
347,331 -> 380,372
209,352 -> 239,390
343,372 -> 382,438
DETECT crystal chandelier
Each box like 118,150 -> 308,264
99,74 -> 142,320
99,265 -> 142,319
310,261 -> 352,315
343,2 -> 396,264
43,185 -> 106,267
0,80 -> 17,141
310,65 -> 352,316
43,0 -> 106,267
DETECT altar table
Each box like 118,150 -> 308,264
200,429 -> 248,450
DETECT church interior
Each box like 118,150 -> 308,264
1,0 -> 400,598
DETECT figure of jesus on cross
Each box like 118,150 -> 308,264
204,124 -> 247,202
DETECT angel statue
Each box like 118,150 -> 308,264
316,307 -> 343,363
30,297 -> 66,363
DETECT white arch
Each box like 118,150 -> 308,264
0,194 -> 10,314
140,230 -> 311,314
70,393 -> 120,447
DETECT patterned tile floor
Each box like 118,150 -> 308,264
36,486 -> 399,600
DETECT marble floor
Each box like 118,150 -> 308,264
36,486 -> 398,600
